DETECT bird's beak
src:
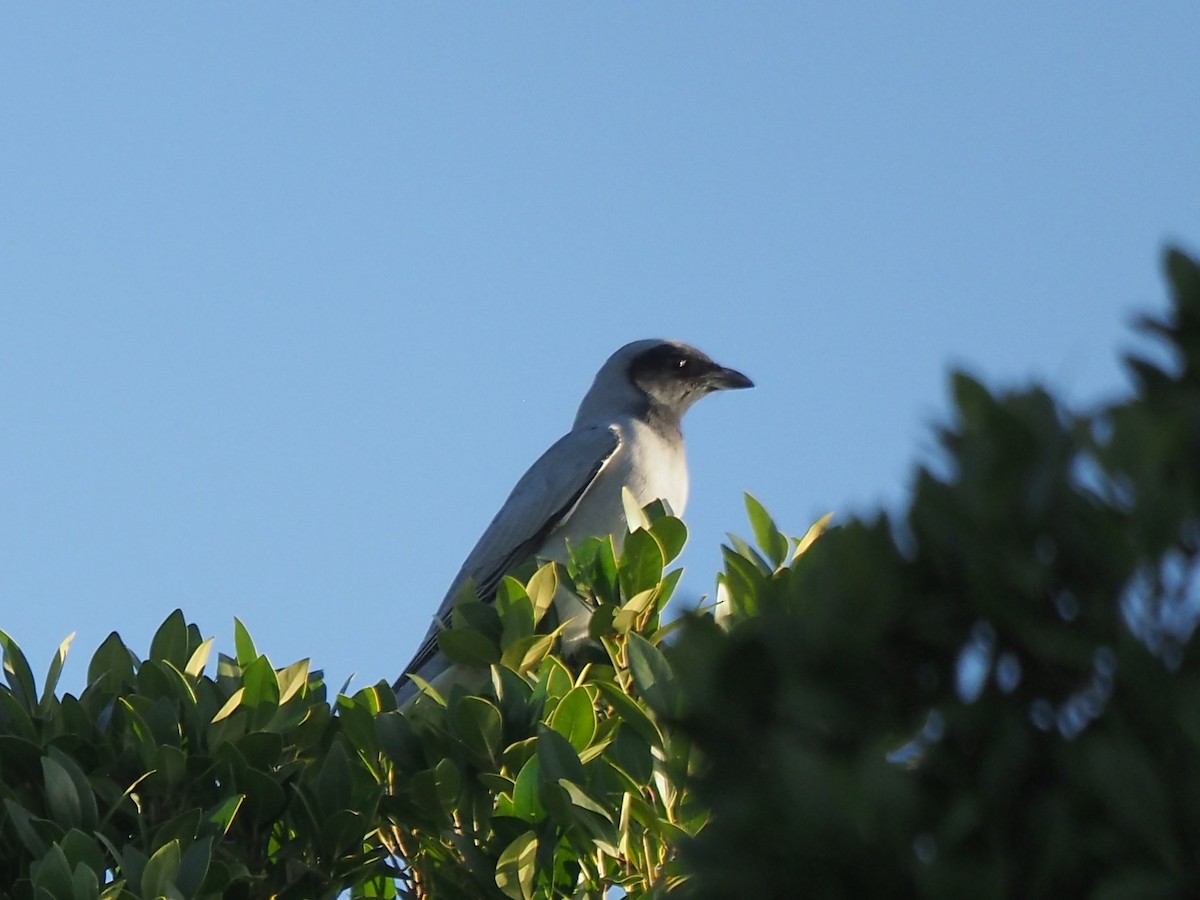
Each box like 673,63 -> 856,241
706,365 -> 754,391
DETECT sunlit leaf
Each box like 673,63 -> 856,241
1,628 -> 40,711
548,686 -> 597,752
527,562 -> 559,623
232,617 -> 257,668
40,632 -> 75,708
745,493 -> 788,568
495,830 -> 538,900
140,839 -> 181,900
792,511 -> 834,561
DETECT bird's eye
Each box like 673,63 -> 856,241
676,357 -> 689,370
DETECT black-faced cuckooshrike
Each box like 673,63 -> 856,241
394,339 -> 752,703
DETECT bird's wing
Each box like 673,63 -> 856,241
398,424 -> 622,686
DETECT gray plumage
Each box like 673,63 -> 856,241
394,339 -> 752,702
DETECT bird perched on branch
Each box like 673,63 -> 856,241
394,339 -> 752,703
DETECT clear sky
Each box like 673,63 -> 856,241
2,5 -> 1198,695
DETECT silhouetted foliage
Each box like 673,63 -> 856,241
673,247 -> 1200,900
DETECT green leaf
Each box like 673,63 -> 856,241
745,493 -> 788,568
534,655 -> 574,703
46,748 -> 99,830
547,685 -> 598,753
559,778 -> 615,825
0,689 -> 37,740
606,726 -> 655,786
439,627 -> 500,667
536,724 -> 586,785
499,593 -> 536,649
495,830 -> 538,900
59,828 -> 107,878
40,632 -> 75,708
451,695 -> 504,761
433,757 -> 461,814
5,798 -> 48,855
240,655 -> 281,723
527,562 -> 559,623
568,535 -> 621,605
500,634 -> 557,673
596,681 -> 664,747
626,632 -> 677,716
232,618 -> 257,668
30,843 -> 74,897
140,839 -> 181,899
317,739 -> 351,815
727,532 -> 773,576
619,528 -> 665,599
42,754 -> 83,828
276,658 -> 310,705
177,836 -> 213,896
72,857 -> 101,900
204,794 -> 245,836
149,610 -> 189,668
510,756 -> 546,823
650,515 -> 688,563
210,687 -> 244,724
184,638 -> 214,678
0,628 -> 38,711
792,511 -> 833,561
86,631 -> 137,691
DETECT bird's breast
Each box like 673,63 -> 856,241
544,419 -> 688,561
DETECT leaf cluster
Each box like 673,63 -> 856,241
671,248 -> 1200,899
0,503 -> 702,899
0,612 -> 396,899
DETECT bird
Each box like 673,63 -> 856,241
394,339 -> 753,703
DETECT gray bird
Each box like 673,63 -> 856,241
394,339 -> 752,703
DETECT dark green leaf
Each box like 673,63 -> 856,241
451,695 -> 504,762
0,628 -> 39,711
41,755 -> 81,830
46,748 -> 99,830
149,609 -> 189,668
626,632 -> 677,716
59,828 -> 107,878
86,631 -> 137,692
177,836 -> 213,896
439,626 -> 500,667
317,738 -> 352,816
30,843 -> 73,897
536,724 -> 585,786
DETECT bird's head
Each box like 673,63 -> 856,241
574,339 -> 753,429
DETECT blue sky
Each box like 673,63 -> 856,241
2,5 -> 1198,695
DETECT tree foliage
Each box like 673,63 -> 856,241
672,247 -> 1200,899
1,248 -> 1198,898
